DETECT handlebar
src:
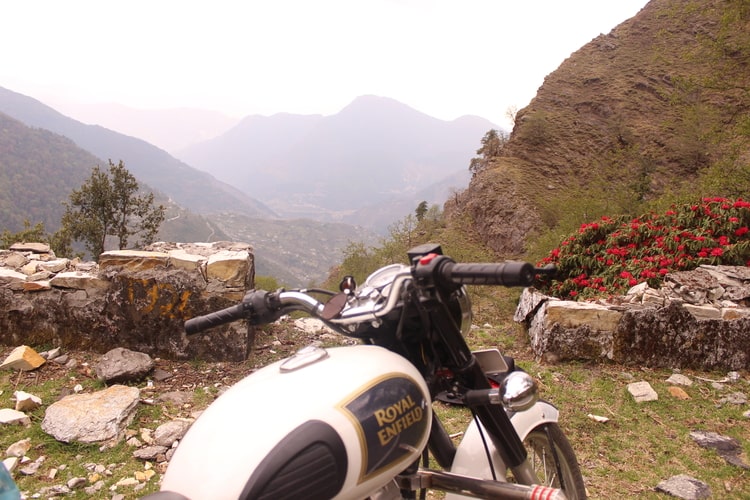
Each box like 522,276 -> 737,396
413,252 -> 555,288
183,255 -> 555,336
440,261 -> 536,286
184,302 -> 251,335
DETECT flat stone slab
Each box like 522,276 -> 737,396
656,475 -> 711,500
627,381 -> 658,402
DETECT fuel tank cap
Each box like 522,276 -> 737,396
279,345 -> 329,373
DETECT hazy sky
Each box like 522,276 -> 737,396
1,0 -> 649,128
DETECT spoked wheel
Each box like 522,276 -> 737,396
523,423 -> 587,499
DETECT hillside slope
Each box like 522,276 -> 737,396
450,0 -> 750,256
0,87 -> 275,218
0,111 -> 230,244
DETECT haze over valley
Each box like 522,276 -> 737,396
0,88 -> 492,285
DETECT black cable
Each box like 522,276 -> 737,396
471,409 -> 498,481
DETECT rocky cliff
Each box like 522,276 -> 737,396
449,0 -> 750,256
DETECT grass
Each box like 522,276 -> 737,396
1,288 -> 749,499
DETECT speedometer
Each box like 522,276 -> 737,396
363,264 -> 409,290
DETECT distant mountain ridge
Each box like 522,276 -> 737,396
0,86 -> 275,219
0,108 -> 372,285
178,95 -> 496,227
45,101 -> 240,155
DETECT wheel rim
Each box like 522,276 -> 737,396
524,431 -> 569,488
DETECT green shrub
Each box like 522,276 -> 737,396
536,197 -> 750,299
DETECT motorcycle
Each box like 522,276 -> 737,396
144,243 -> 586,499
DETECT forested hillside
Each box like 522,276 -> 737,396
449,0 -> 750,258
0,111 -> 232,249
0,112 -> 95,232
0,86 -> 275,219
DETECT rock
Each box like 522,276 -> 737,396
115,477 -> 141,487
140,428 -> 155,445
5,438 -> 32,457
10,242 -> 50,253
0,345 -> 46,371
545,300 -> 623,331
690,430 -> 750,469
22,279 -> 52,292
20,261 -> 39,275
667,386 -> 691,400
517,265 -> 750,370
51,354 -> 70,365
152,368 -> 173,382
99,250 -> 170,272
132,446 -> 169,461
2,254 -> 28,269
666,373 -> 693,386
167,249 -> 206,271
95,348 -> 155,383
40,347 -> 62,360
206,250 -> 251,288
656,474 -> 711,499
19,455 -> 45,475
3,456 -> 19,473
154,420 -> 191,447
41,385 -> 140,445
0,241 -> 256,362
49,271 -> 109,290
157,391 -> 193,407
718,392 -> 747,405
294,317 -> 332,335
0,409 -> 31,426
67,477 -> 87,489
37,258 -> 69,273
682,303 -> 722,320
627,381 -> 658,402
13,390 -> 42,411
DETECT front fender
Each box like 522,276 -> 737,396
445,400 -> 559,498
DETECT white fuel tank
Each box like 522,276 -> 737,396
161,344 -> 432,500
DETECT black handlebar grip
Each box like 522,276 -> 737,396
444,261 -> 536,287
184,303 -> 248,335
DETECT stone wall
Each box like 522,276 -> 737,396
515,265 -> 750,370
0,242 -> 255,361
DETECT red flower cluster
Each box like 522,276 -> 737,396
536,198 -> 750,300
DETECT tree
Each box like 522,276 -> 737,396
468,129 -> 507,177
0,220 -> 48,249
60,160 -> 166,260
415,200 -> 429,222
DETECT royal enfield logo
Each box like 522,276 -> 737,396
373,394 -> 424,446
340,374 -> 429,482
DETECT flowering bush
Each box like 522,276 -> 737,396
535,197 -> 750,300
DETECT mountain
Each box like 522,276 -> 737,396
0,110 -> 230,245
0,109 -> 364,285
448,0 -> 750,257
0,86 -> 275,219
45,101 -> 240,155
178,95 -> 495,224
